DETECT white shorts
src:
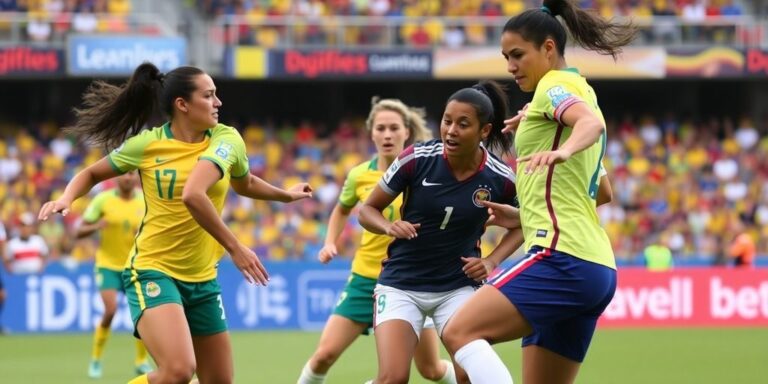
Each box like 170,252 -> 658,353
373,284 -> 475,338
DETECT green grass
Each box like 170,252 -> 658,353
1,328 -> 766,383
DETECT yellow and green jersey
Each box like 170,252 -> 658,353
338,157 -> 402,279
515,68 -> 614,269
82,189 -> 144,271
108,122 -> 249,282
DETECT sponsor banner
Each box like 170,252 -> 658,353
434,47 -> 666,79
67,35 -> 187,76
3,263 -> 765,333
269,49 -> 432,79
600,268 -> 768,327
0,46 -> 64,77
1,261 -> 351,333
666,47 -> 744,78
745,48 -> 768,76
226,46 -> 268,79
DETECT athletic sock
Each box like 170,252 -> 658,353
127,374 -> 149,384
91,325 -> 111,360
297,361 -> 326,384
135,340 -> 149,366
454,339 -> 513,384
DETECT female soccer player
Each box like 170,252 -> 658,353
359,81 -> 523,384
77,171 -> 151,378
441,1 -> 635,383
297,97 -> 456,384
38,62 -> 311,384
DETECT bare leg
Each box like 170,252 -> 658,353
193,332 -> 233,384
136,304 -> 196,384
522,345 -> 581,384
374,320 -> 418,384
308,315 -> 368,373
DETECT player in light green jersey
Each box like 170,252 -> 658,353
442,1 -> 637,383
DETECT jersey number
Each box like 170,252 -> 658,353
155,169 -> 177,200
217,294 -> 226,320
439,206 -> 454,230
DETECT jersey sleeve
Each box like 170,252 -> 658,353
537,77 -> 584,124
379,144 -> 416,196
338,167 -> 362,208
201,125 -> 249,179
81,191 -> 108,223
108,133 -> 149,173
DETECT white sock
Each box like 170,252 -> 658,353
436,359 -> 457,384
297,361 -> 326,384
454,339 -> 513,384
363,381 -> 374,384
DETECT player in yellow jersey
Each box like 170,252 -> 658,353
39,62 -> 312,384
78,171 -> 152,378
442,1 -> 635,383
297,98 -> 456,384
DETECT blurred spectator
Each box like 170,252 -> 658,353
728,219 -> 756,267
4,212 -> 49,274
643,234 -> 674,271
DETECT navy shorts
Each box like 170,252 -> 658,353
489,246 -> 616,362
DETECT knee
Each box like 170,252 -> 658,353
312,346 -> 341,370
414,359 -> 445,381
376,372 -> 410,384
159,361 -> 196,384
441,329 -> 468,355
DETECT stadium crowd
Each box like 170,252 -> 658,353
1,1 -> 754,46
195,0 -> 749,47
0,0 -> 147,42
0,112 -> 766,267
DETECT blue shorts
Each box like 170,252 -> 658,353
489,246 -> 616,362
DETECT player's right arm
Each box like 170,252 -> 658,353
39,157 -> 119,221
318,203 -> 353,264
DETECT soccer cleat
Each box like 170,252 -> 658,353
135,361 -> 153,375
88,360 -> 102,379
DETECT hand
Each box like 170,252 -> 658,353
38,199 -> 72,221
462,257 -> 497,282
385,220 -> 420,240
502,103 -> 530,134
318,243 -> 338,264
480,200 -> 521,229
516,148 -> 572,174
229,243 -> 269,285
286,183 -> 313,202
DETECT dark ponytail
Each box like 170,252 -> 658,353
447,80 -> 511,155
68,62 -> 205,150
68,62 -> 163,150
504,0 -> 636,60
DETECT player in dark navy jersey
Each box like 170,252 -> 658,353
359,81 -> 524,384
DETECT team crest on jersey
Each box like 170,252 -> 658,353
215,142 -> 234,160
546,86 -> 572,108
472,186 -> 491,207
145,281 -> 161,298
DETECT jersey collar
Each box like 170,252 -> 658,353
163,122 -> 213,139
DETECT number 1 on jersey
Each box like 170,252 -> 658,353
440,206 -> 454,230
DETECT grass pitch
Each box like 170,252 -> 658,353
0,328 -> 765,383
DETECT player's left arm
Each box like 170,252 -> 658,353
183,160 -> 268,285
596,174 -> 612,206
230,174 -> 312,202
517,84 -> 605,173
